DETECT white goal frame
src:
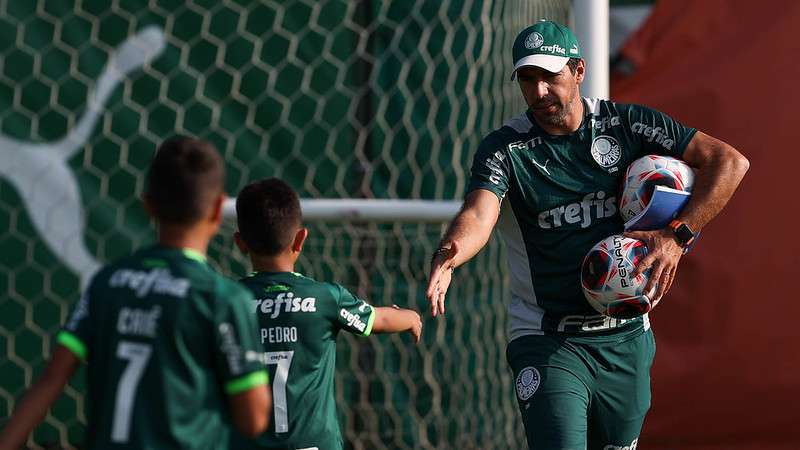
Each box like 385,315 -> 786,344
224,198 -> 463,222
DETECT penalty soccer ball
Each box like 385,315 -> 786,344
619,155 -> 695,221
580,234 -> 652,319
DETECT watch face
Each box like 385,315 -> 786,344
675,224 -> 694,245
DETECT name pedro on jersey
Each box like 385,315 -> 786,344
261,326 -> 298,344
253,292 -> 315,344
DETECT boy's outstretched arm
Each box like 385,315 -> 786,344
0,345 -> 80,449
371,306 -> 423,343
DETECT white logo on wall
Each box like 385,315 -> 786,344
590,136 -> 622,168
525,32 -> 544,49
515,366 -> 540,401
0,27 -> 166,288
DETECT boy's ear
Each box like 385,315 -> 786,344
234,231 -> 248,254
141,193 -> 155,219
208,193 -> 226,225
292,227 -> 308,253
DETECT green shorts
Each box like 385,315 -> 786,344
506,324 -> 655,450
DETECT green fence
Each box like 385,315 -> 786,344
0,1 -> 570,448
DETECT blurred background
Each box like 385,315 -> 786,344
0,0 -> 796,449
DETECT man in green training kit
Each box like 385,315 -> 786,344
231,178 -> 422,450
426,21 -> 749,449
0,137 -> 272,449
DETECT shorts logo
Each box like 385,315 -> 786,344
591,135 -> 622,168
525,32 -> 544,49
604,438 -> 638,450
515,366 -> 540,401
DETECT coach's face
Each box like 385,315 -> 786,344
517,60 -> 584,128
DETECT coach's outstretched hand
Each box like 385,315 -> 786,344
426,242 -> 459,317
624,228 -> 684,305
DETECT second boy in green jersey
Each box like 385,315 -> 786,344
231,178 -> 422,450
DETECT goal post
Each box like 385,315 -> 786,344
223,198 -> 462,222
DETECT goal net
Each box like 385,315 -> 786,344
0,1 -> 571,448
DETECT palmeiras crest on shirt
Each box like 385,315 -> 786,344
591,135 -> 622,169
525,32 -> 544,49
515,366 -> 541,401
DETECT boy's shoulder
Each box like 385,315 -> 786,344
96,246 -> 250,305
239,271 -> 345,301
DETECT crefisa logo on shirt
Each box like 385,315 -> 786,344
590,135 -> 622,171
341,308 -> 368,332
253,292 -> 317,319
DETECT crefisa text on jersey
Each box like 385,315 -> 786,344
252,292 -> 317,318
254,292 -> 315,344
590,115 -> 621,133
538,191 -> 617,229
109,267 -> 190,298
630,122 -> 675,149
340,308 -> 368,333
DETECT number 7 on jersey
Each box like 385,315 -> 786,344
265,351 -> 294,433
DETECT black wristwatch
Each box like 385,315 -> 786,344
668,220 -> 696,248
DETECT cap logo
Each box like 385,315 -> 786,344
524,32 -> 544,49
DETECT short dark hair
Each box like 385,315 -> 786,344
567,58 -> 581,75
236,178 -> 302,256
145,136 -> 225,224
566,57 -> 580,74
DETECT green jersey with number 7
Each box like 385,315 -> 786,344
57,245 -> 269,449
231,271 -> 376,450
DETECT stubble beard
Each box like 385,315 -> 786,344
538,102 -> 570,127
532,86 -> 578,128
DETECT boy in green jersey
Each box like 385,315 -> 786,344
231,178 -> 422,450
0,137 -> 272,449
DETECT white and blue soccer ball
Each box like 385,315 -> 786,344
580,234 -> 652,319
619,155 -> 695,221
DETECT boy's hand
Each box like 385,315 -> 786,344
409,310 -> 422,344
0,346 -> 80,449
392,305 -> 422,344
